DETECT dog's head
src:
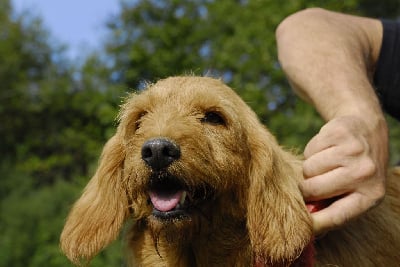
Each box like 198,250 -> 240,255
60,76 -> 312,266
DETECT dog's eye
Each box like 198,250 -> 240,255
134,112 -> 147,130
201,111 -> 225,126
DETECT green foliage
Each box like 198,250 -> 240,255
1,0 -> 399,266
103,0 -> 368,128
0,1 -> 124,265
0,170 -> 76,267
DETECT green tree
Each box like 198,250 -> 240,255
103,0 -> 380,147
0,1 -> 124,266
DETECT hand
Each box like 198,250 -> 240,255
300,116 -> 388,234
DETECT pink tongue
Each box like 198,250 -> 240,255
149,191 -> 183,212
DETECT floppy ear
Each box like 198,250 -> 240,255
246,125 -> 313,266
60,134 -> 128,265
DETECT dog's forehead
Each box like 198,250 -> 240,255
147,76 -> 239,107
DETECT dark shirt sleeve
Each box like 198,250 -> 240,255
373,20 -> 400,120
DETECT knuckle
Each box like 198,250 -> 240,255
302,160 -> 314,177
360,157 -> 377,178
327,122 -> 350,139
303,144 -> 312,159
334,124 -> 349,137
346,140 -> 365,155
300,180 -> 319,200
351,157 -> 377,184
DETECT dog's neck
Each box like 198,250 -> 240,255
130,217 -> 315,267
129,216 -> 252,266
188,218 -> 252,266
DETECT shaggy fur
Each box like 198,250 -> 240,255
60,76 -> 400,267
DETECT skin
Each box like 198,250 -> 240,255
275,8 -> 389,234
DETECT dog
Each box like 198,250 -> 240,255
60,76 -> 400,266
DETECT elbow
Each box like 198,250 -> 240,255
275,8 -> 332,70
276,8 -> 330,41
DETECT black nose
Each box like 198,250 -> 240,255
141,138 -> 181,170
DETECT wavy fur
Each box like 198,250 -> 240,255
61,76 -> 400,267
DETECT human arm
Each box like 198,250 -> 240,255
275,8 -> 388,234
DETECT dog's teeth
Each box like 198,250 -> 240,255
180,191 -> 187,205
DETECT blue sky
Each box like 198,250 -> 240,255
12,0 -> 121,59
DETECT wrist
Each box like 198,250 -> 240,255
312,80 -> 385,125
330,107 -> 388,140
330,100 -> 387,128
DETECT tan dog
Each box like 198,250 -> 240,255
60,76 -> 400,267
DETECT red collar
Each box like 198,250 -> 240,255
290,200 -> 331,267
306,201 -> 328,213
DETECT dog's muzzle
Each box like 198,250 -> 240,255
142,137 -> 213,221
141,138 -> 189,220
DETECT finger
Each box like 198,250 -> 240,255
303,132 -> 333,159
304,120 -> 351,159
300,167 -> 353,202
303,146 -> 343,178
310,192 -> 368,235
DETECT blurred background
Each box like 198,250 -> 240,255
1,0 -> 399,266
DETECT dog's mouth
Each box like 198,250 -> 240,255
148,173 -> 211,220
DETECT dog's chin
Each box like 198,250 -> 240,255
151,206 -> 190,221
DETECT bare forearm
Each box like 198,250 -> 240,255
276,8 -> 384,121
276,8 -> 389,234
